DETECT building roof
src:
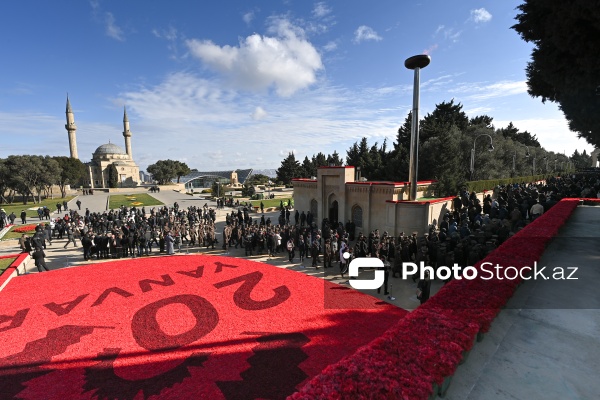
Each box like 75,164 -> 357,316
176,169 -> 254,184
94,143 -> 125,155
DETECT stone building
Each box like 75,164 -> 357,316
65,96 -> 140,188
293,166 -> 456,236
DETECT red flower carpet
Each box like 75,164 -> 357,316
0,255 -> 406,400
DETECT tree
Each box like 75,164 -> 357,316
35,156 -> 61,202
54,156 -> 86,197
312,152 -> 328,169
499,122 -> 540,147
571,149 -> 591,168
419,126 -> 465,196
469,115 -> 494,129
387,112 -> 412,182
300,156 -> 316,178
276,153 -> 302,185
326,151 -> 344,166
107,163 -> 119,188
5,155 -> 51,204
0,159 -> 9,203
420,100 -> 468,143
512,0 -> 600,146
147,160 -> 179,185
174,161 -> 191,183
246,174 -> 270,185
346,138 -> 371,177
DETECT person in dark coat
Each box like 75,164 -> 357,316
20,210 -> 27,224
81,234 -> 93,261
416,271 -> 432,304
377,255 -> 390,296
32,248 -> 49,272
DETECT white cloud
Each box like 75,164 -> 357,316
323,40 -> 337,52
470,8 -> 492,23
354,25 -> 382,43
108,72 -> 407,170
90,1 -> 125,41
433,25 -> 461,43
243,11 -> 254,25
186,18 -> 323,97
313,2 -> 331,18
105,12 -> 125,41
449,80 -> 527,101
251,106 -> 268,120
152,26 -> 177,41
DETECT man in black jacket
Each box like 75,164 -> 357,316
32,248 -> 49,272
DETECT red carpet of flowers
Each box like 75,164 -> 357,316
11,224 -> 39,233
292,198 -> 586,399
0,255 -> 406,400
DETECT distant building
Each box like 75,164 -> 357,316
65,96 -> 140,188
252,169 -> 277,179
139,171 -> 152,183
176,169 -> 254,190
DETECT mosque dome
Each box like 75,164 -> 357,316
94,142 -> 125,155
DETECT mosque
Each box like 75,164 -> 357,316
65,96 -> 140,188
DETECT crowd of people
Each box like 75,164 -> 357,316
8,172 -> 599,300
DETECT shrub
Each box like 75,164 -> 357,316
465,174 -> 547,193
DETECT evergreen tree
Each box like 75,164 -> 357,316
107,163 -> 119,188
312,152 -> 328,168
326,151 -> 344,166
512,0 -> 600,146
300,156 -> 316,178
420,100 -> 468,143
276,153 -> 301,185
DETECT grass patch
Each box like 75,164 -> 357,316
2,227 -> 29,241
108,193 -> 164,210
1,196 -> 75,218
0,257 -> 16,275
249,198 -> 293,208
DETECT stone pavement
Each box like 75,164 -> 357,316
0,188 -> 438,311
446,205 -> 600,399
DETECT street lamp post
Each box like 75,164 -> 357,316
404,54 -> 431,201
544,156 -> 549,173
512,145 -> 530,176
470,134 -> 494,181
554,158 -> 557,172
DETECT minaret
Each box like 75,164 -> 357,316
65,95 -> 78,159
123,106 -> 132,159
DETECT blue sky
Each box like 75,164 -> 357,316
0,0 -> 594,172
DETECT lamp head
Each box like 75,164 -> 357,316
488,143 -> 494,152
525,152 -> 530,158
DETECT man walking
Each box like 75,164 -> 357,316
32,248 -> 50,272
20,210 -> 27,224
63,226 -> 78,248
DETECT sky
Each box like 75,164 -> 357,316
0,0 -> 595,172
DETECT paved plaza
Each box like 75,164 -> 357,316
0,188 -> 438,311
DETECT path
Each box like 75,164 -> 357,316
446,205 -> 600,399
